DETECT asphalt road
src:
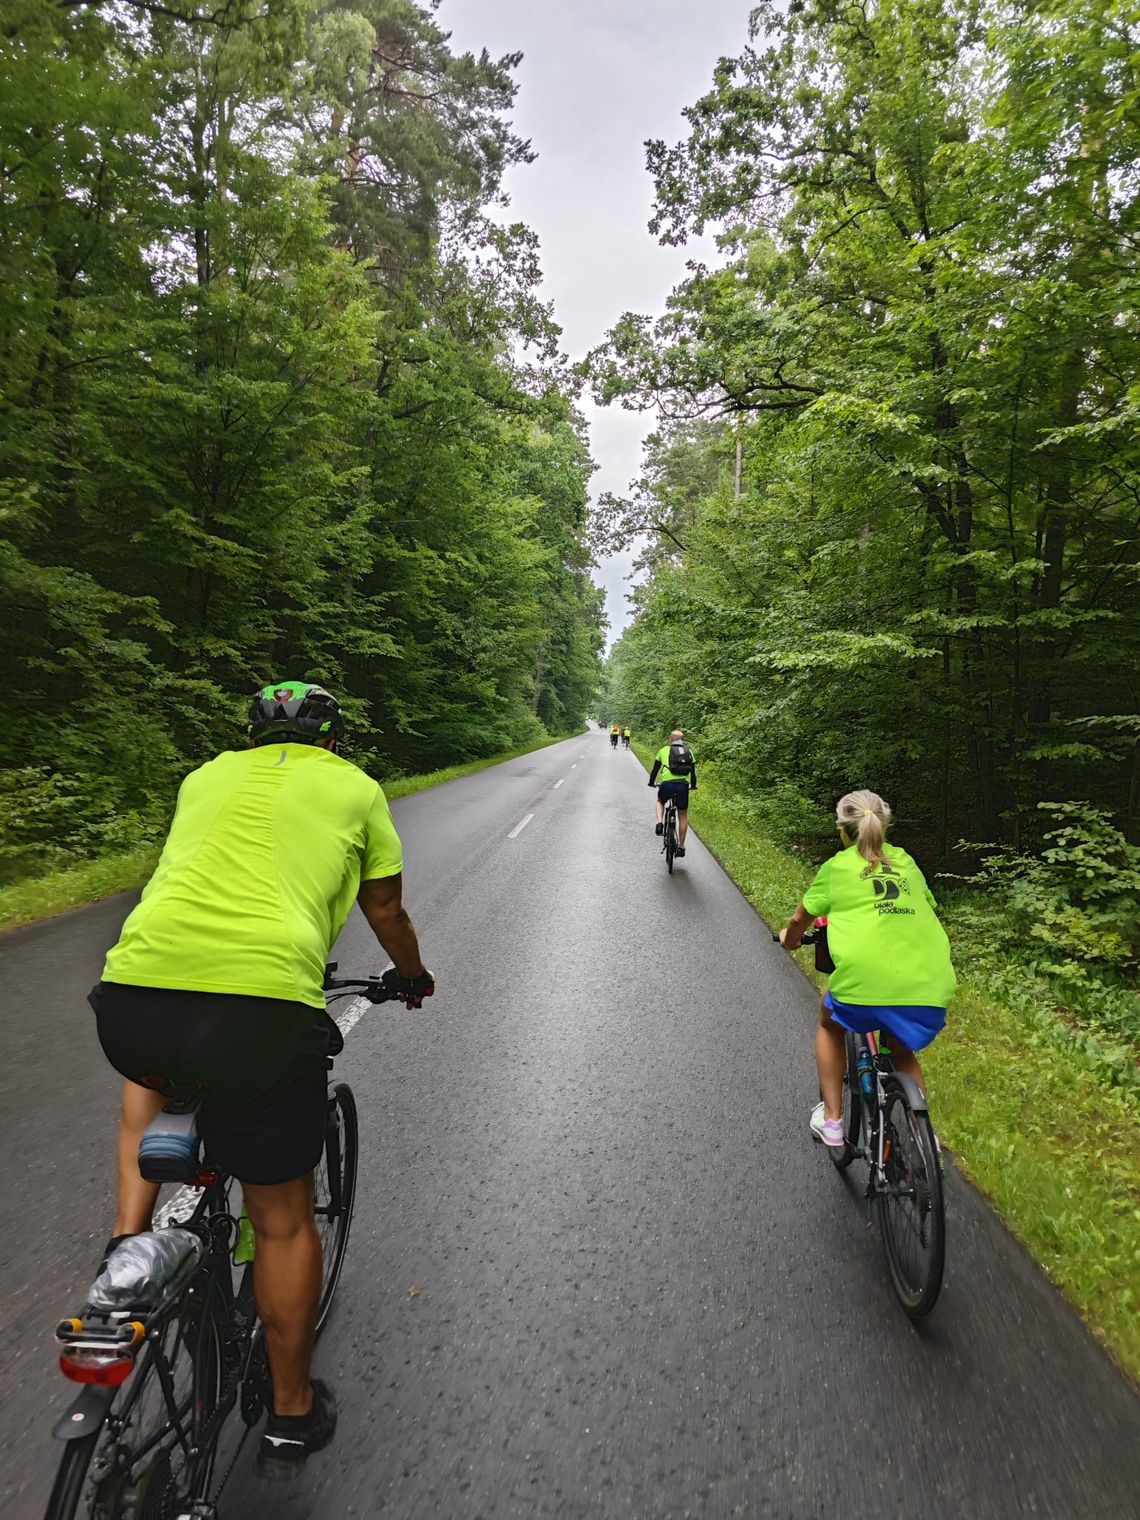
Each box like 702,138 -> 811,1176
2,728 -> 1138,1519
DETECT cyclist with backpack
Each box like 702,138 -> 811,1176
647,730 -> 697,856
610,723 -> 621,749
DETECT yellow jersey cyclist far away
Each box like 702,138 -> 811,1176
801,842 -> 956,1008
103,745 -> 402,1008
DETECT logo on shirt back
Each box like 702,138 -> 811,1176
867,863 -> 915,915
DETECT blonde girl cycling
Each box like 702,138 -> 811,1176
779,790 -> 956,1148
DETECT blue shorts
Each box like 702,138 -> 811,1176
657,780 -> 690,810
824,992 -> 946,1053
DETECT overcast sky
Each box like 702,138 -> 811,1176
440,0 -> 752,646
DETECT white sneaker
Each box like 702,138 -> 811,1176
810,1101 -> 846,1148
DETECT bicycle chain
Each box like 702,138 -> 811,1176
210,1421 -> 252,1505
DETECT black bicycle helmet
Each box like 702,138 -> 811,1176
248,680 -> 345,745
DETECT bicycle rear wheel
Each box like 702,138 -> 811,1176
314,1081 -> 359,1335
44,1275 -> 225,1520
878,1080 -> 945,1317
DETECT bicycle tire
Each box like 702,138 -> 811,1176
878,1080 -> 945,1318
829,1032 -> 861,1171
43,1277 -> 225,1520
43,1434 -> 99,1520
315,1082 -> 359,1335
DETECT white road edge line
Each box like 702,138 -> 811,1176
553,778 -> 564,789
508,812 -> 534,838
154,993 -> 373,1229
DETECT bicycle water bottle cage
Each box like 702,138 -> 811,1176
138,1101 -> 202,1183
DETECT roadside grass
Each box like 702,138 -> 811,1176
0,730 -> 582,934
634,743 -> 1140,1380
0,846 -> 161,934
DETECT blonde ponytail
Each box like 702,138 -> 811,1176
836,789 -> 892,866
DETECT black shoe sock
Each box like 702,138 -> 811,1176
270,1392 -> 318,1431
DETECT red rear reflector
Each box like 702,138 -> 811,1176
60,1350 -> 134,1386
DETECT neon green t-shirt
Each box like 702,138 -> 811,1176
801,843 -> 956,1007
103,745 -> 403,1008
654,743 -> 695,784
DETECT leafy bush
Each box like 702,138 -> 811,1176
0,768 -> 164,883
731,779 -> 834,855
971,803 -> 1140,980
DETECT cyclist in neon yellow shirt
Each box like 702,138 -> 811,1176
91,682 -> 433,1478
610,722 -> 620,748
779,789 -> 955,1148
647,730 -> 698,855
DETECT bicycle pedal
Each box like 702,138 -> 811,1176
174,1506 -> 216,1519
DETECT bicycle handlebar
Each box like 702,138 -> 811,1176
771,930 -> 822,945
323,961 -> 400,1003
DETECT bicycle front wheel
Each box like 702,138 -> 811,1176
878,1080 -> 945,1317
315,1081 -> 359,1334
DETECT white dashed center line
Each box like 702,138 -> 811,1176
508,813 -> 534,839
553,778 -> 564,789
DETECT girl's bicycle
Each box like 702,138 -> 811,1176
780,928 -> 946,1319
43,966 -> 394,1520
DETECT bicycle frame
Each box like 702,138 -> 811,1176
849,1031 -> 933,1199
49,966 -> 396,1517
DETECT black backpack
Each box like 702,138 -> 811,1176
668,741 -> 694,776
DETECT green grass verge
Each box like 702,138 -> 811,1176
634,743 -> 1140,1380
0,846 -> 162,934
0,730 -> 583,934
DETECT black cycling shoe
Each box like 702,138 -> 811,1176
675,846 -> 686,857
257,1379 -> 337,1481
655,822 -> 664,836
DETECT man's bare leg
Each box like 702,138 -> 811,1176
243,1175 -> 322,1417
113,1079 -> 165,1236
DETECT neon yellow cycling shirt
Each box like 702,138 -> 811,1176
103,745 -> 402,1008
801,843 -> 956,1007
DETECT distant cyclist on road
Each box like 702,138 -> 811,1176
89,682 -> 434,1480
610,723 -> 620,749
647,730 -> 697,856
621,727 -> 631,749
778,789 -> 955,1148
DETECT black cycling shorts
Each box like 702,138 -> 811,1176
657,780 -> 690,810
90,981 -> 342,1185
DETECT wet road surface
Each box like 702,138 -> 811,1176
2,729 -> 1138,1518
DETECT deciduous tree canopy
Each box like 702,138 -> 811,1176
591,0 -> 1140,866
1,0 -> 603,877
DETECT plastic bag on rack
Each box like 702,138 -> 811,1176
86,1229 -> 203,1312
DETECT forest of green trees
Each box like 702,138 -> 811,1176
591,0 -> 1140,991
0,0 -> 604,882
